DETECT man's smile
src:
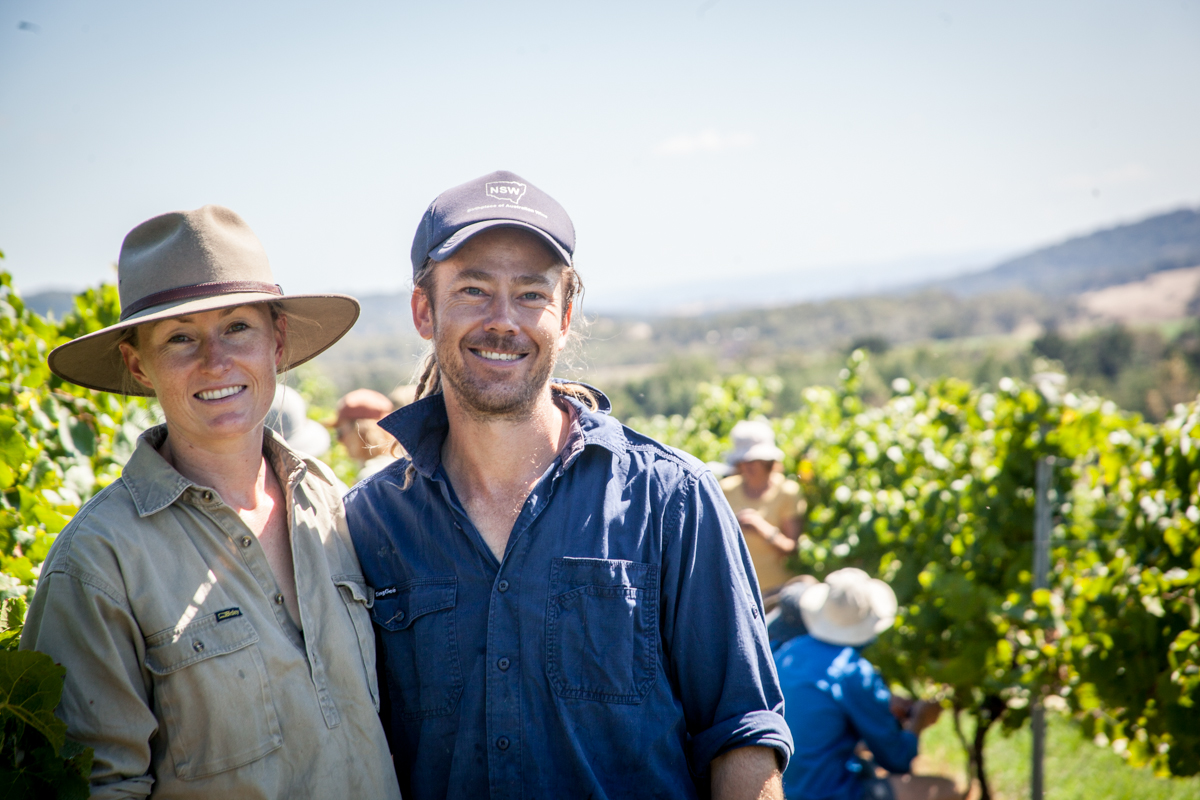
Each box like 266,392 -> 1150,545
471,349 -> 527,362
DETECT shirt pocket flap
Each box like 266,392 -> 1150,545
334,575 -> 374,608
145,616 -> 260,676
370,578 -> 456,632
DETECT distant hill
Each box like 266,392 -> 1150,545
20,289 -> 78,320
934,207 -> 1200,297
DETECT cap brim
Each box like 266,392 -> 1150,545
431,219 -> 572,267
48,291 -> 360,396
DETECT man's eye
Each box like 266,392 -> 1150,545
167,334 -> 190,343
464,287 -> 484,296
521,292 -> 544,301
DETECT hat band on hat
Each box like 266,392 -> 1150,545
120,280 -> 283,321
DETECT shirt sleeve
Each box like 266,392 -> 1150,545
20,570 -> 157,800
659,469 -> 794,776
840,661 -> 918,775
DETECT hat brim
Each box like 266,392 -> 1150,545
727,443 -> 786,465
48,291 -> 360,396
798,580 -> 898,647
431,219 -> 572,267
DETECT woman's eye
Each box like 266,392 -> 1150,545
227,321 -> 250,333
167,333 -> 190,343
521,292 -> 543,301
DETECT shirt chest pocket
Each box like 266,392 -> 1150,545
545,557 -> 660,705
144,615 -> 283,780
334,576 -> 380,711
371,577 -> 464,720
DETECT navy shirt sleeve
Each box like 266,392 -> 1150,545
841,660 -> 918,774
659,468 -> 794,774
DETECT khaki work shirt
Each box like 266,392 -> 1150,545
20,426 -> 402,800
720,471 -> 806,593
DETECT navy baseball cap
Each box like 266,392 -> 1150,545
410,170 -> 576,277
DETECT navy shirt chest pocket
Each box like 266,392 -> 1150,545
545,557 -> 660,704
371,577 -> 464,720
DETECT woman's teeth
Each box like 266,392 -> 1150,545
196,386 -> 245,400
477,350 -> 522,361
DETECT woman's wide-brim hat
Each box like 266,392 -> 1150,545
799,567 -> 898,647
48,205 -> 360,396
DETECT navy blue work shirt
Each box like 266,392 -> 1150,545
774,636 -> 917,800
344,390 -> 792,800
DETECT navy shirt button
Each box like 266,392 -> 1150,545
496,736 -> 510,751
497,580 -> 510,592
498,657 -> 510,671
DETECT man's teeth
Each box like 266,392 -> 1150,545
197,386 -> 245,400
477,350 -> 522,362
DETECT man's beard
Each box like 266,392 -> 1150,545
434,329 -> 558,421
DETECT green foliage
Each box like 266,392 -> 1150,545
633,350 -> 1199,791
1,272 -> 154,600
0,650 -> 92,799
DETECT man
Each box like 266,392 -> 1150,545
773,569 -> 959,800
345,170 -> 792,799
330,388 -> 397,479
720,420 -> 806,598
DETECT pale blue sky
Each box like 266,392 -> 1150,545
1,1 -> 1197,311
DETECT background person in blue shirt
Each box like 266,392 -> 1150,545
344,170 -> 793,799
772,569 -> 960,800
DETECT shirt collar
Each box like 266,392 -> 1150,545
378,383 -> 623,480
122,424 -> 326,517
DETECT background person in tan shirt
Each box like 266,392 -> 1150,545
720,420 -> 806,598
21,206 -> 400,800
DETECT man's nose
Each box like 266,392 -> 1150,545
483,295 -> 520,335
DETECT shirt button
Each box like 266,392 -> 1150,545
496,736 -> 510,751
240,536 -> 253,548
274,593 -> 285,605
497,580 -> 510,593
192,640 -> 205,652
202,490 -> 214,502
497,657 -> 510,671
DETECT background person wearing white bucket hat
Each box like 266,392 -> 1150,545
720,419 -> 807,597
19,205 -> 401,800
774,568 -> 960,800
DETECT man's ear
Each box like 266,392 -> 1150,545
556,301 -> 573,353
119,340 -> 156,392
412,289 -> 435,341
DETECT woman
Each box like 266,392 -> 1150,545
20,206 -> 402,799
720,419 -> 807,598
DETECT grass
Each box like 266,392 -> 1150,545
913,712 -> 1200,800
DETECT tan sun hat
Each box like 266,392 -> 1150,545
799,567 -> 898,647
48,205 -> 360,396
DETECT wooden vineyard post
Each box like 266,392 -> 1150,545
1031,456 -> 1054,800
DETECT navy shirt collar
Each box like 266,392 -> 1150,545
377,384 -> 619,479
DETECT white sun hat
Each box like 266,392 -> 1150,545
266,385 -> 331,458
725,420 -> 785,465
799,567 -> 898,647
